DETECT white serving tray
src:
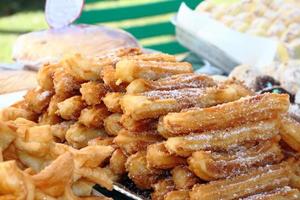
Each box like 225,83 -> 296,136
173,3 -> 278,73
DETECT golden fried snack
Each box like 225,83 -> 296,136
87,136 -> 114,146
80,82 -> 107,106
171,165 -> 199,190
151,178 -> 175,200
126,73 -> 216,94
37,63 -> 59,91
146,142 -> 186,170
280,115 -> 300,152
109,148 -> 127,175
24,88 -> 53,114
53,67 -> 81,98
47,94 -> 65,116
38,111 -> 62,125
164,190 -> 189,200
0,120 -> 16,151
102,92 -> 124,113
0,148 -> 2,162
121,81 -> 251,121
289,159 -> 300,190
115,59 -> 193,84
50,121 -> 74,142
65,122 -> 107,149
73,145 -> 114,168
113,129 -> 163,155
12,117 -> 37,128
104,47 -> 142,60
0,101 -> 37,122
100,65 -> 127,92
11,118 -> 37,131
72,179 -> 95,197
0,160 -> 35,199
98,50 -> 141,91
126,151 -> 163,190
79,105 -> 110,128
125,53 -> 176,62
32,152 -> 74,197
76,166 -> 117,191
39,94 -> 64,125
14,124 -> 55,172
56,96 -> 86,120
59,184 -> 106,200
3,145 -> 27,169
120,114 -> 157,132
62,53 -> 110,81
158,93 -> 289,136
165,119 -> 279,157
15,124 -> 53,158
241,187 -> 300,200
189,163 -> 291,200
103,113 -> 122,136
51,143 -> 117,191
34,189 -> 58,200
188,141 -> 284,181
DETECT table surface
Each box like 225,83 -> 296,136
0,52 -> 210,95
0,69 -> 37,94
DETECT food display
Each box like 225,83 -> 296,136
1,46 -> 300,199
13,25 -> 139,70
196,0 -> 300,61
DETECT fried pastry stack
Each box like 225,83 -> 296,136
0,48 -> 193,199
117,64 -> 300,199
1,47 -> 300,200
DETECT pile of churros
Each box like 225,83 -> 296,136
1,47 -> 300,200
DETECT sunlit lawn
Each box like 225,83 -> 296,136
0,0 -> 234,63
0,0 -> 168,63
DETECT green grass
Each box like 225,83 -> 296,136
0,0 -> 204,62
211,0 -> 239,3
0,0 -> 168,63
0,11 -> 47,62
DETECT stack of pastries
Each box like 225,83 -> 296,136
1,47 -> 300,199
197,0 -> 300,61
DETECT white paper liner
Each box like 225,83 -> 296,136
174,3 -> 278,73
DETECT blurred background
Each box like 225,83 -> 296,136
0,0 -> 46,62
0,0 -> 203,63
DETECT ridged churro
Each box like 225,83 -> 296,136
151,178 -> 175,200
126,73 -> 216,94
146,142 -> 186,170
165,190 -> 189,200
126,151 -> 163,190
120,114 -> 157,132
190,163 -> 291,200
280,115 -> 300,152
188,140 -> 284,180
165,120 -> 279,157
241,187 -> 300,200
115,59 -> 193,84
171,165 -> 199,190
113,129 -> 163,155
122,81 -> 251,121
158,93 -> 289,136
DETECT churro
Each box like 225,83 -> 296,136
122,81 -> 251,121
165,120 -> 279,157
190,163 -> 291,200
126,73 -> 216,94
158,93 -> 289,136
188,141 -> 284,180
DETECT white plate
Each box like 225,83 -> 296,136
0,90 -> 27,109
